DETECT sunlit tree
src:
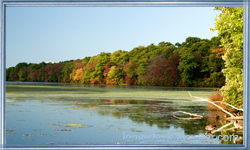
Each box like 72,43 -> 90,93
213,7 -> 243,108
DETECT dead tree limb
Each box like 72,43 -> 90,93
211,122 -> 234,134
212,101 -> 243,111
188,92 -> 235,118
226,116 -> 244,120
173,111 -> 203,120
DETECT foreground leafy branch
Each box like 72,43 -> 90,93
213,7 -> 243,109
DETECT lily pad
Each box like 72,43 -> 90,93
23,134 -> 36,136
65,123 -> 88,128
131,128 -> 143,132
6,129 -> 15,135
49,123 -> 91,128
46,142 -> 55,145
23,133 -> 53,136
6,100 -> 19,103
48,123 -> 61,126
54,129 -> 71,131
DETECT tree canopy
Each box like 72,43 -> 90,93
6,36 -> 225,88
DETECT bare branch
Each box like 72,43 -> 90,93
212,101 -> 243,111
188,92 -> 235,117
173,111 -> 203,120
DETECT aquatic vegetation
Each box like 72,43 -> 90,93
23,133 -> 53,136
54,129 -> 71,131
6,100 -> 19,103
131,128 -> 142,132
48,123 -> 61,127
66,123 -> 88,128
6,129 -> 15,135
6,84 -> 215,102
48,123 -> 90,128
46,142 -> 55,145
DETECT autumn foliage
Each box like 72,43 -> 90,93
6,36 -> 225,88
207,91 -> 226,111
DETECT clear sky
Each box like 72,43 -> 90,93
6,7 -> 221,68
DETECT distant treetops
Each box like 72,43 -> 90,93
6,36 -> 225,88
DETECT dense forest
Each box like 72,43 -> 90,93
6,36 -> 225,87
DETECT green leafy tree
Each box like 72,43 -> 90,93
18,67 -> 27,81
178,47 -> 198,86
181,37 -> 201,47
213,7 -> 243,108
107,66 -> 125,85
136,62 -> 148,85
92,52 -> 111,82
27,68 -> 36,82
37,67 -> 45,82
61,61 -> 73,83
6,67 -> 15,81
13,62 -> 28,81
124,61 -> 137,85
110,50 -> 129,66
82,68 -> 91,84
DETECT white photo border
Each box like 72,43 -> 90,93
0,0 -> 249,149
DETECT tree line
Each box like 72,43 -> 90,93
6,36 -> 225,87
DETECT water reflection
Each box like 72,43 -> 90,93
205,109 -> 243,144
72,99 -> 207,134
6,98 -> 243,145
72,99 -> 243,144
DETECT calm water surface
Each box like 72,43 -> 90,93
6,82 -> 242,145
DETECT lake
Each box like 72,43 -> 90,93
5,82 -> 243,145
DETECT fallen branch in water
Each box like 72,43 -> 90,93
188,92 -> 235,118
212,127 -> 237,134
211,122 -> 234,134
173,111 -> 203,120
212,101 -> 243,112
226,116 -> 244,120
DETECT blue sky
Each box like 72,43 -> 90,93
6,7 -> 221,68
